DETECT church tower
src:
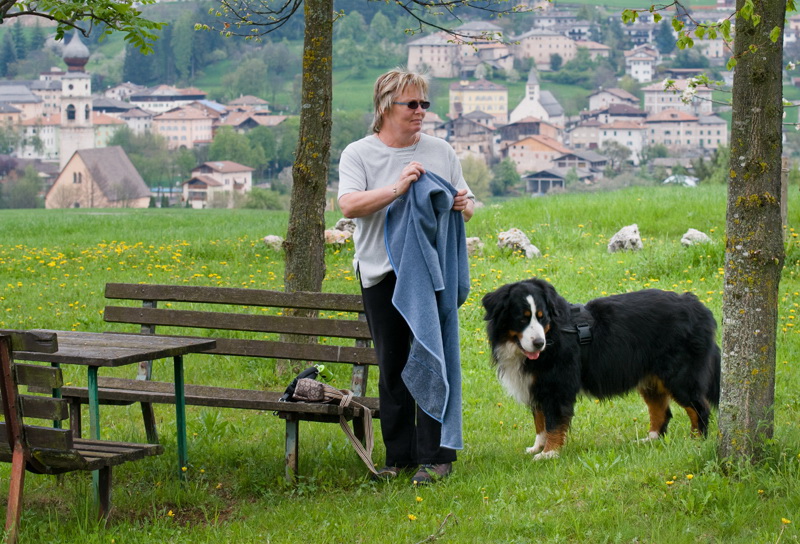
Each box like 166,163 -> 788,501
59,32 -> 94,169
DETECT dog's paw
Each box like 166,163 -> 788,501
532,450 -> 559,461
637,431 -> 661,443
525,433 -> 547,455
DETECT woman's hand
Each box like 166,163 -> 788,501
395,162 -> 425,196
453,189 -> 475,221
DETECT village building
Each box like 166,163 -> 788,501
118,107 -> 153,135
574,40 -> 611,60
646,109 -> 728,151
128,85 -> 207,114
152,105 -> 214,150
103,82 -> 146,102
407,22 -> 511,79
496,117 -> 562,146
523,167 -> 594,195
587,88 -> 640,111
437,114 -> 496,163
598,121 -> 648,165
448,78 -> 508,124
502,134 -> 571,174
182,160 -> 254,209
227,95 -> 271,112
46,146 -> 150,209
509,69 -> 565,126
624,44 -> 660,83
511,29 -> 578,70
642,78 -> 714,115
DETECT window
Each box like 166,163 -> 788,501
66,104 -> 76,121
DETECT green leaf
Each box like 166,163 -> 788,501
653,12 -> 662,23
770,26 -> 782,42
727,57 -> 738,70
671,17 -> 684,32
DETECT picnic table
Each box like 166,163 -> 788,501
13,330 -> 216,481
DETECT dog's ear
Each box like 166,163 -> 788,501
482,287 -> 508,321
533,279 -> 563,321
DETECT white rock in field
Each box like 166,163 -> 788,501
334,217 -> 356,233
497,228 -> 541,259
263,235 -> 284,251
607,224 -> 643,253
681,228 -> 712,246
324,229 -> 352,245
466,237 -> 484,256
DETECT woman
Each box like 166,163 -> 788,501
338,68 -> 474,485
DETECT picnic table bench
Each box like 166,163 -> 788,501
58,283 -> 380,481
0,329 -> 163,543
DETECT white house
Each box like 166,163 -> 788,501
182,160 -> 254,209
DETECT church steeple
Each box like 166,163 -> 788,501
62,32 -> 90,72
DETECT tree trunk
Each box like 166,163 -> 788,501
278,0 -> 332,373
283,0 -> 332,294
718,0 -> 786,461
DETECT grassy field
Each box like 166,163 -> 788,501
1,185 -> 800,543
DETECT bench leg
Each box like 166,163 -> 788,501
141,402 -> 159,444
285,417 -> 299,483
68,397 -> 82,438
5,447 -> 26,544
97,466 -> 112,521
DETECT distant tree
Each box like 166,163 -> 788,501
460,155 -> 491,202
334,11 -> 367,41
171,11 -> 197,81
224,57 -> 269,99
490,158 -> 521,196
654,20 -> 676,54
11,21 -> 27,60
0,124 -> 21,154
550,53 -> 563,72
1,166 -> 41,209
640,143 -> 669,164
108,126 -> 172,185
668,48 -> 710,69
600,140 -> 632,173
0,0 -> 164,53
0,33 -> 17,77
208,126 -> 266,168
563,167 -> 580,188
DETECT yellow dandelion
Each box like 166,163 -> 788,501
181,466 -> 188,472
408,514 -> 417,521
686,474 -> 694,480
782,518 -> 792,525
416,496 -> 423,503
167,510 -> 175,517
666,481 -> 674,486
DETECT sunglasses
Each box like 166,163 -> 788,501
393,100 -> 431,110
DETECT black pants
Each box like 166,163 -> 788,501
361,272 -> 456,467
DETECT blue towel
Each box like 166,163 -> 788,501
384,171 -> 470,450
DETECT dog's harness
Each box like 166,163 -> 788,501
563,303 -> 593,366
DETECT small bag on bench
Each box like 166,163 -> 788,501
291,377 -> 378,477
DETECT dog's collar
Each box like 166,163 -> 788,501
562,304 -> 593,345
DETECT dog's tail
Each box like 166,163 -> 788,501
707,344 -> 721,407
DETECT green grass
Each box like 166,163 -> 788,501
2,185 -> 800,543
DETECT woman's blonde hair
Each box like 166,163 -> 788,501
371,68 -> 429,133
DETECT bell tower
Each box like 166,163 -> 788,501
59,32 -> 94,169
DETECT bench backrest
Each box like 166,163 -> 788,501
0,330 -> 79,472
102,283 -> 377,395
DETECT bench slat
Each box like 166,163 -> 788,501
104,306 -> 372,340
59,377 -> 380,417
15,363 -> 62,389
0,423 -> 73,450
105,283 -> 365,312
19,395 -> 69,421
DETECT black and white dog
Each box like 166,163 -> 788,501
482,278 -> 721,459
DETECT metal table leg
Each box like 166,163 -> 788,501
173,355 -> 187,481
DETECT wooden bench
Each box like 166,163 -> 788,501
59,283 -> 379,481
0,329 -> 163,544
